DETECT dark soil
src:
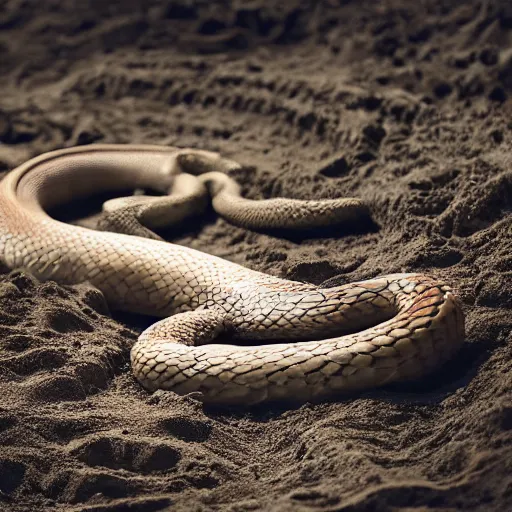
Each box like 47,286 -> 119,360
0,1 -> 510,511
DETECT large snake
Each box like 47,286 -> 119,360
0,144 -> 465,405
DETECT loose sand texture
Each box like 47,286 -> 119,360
0,1 -> 511,511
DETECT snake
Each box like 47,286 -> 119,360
0,144 -> 465,405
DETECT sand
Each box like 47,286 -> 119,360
0,1 -> 511,511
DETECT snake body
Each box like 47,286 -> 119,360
0,144 -> 465,405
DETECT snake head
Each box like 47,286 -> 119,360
176,150 -> 241,176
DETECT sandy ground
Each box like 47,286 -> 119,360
0,1 -> 511,511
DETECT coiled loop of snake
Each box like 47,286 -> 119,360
0,145 -> 464,405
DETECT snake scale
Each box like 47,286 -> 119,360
0,144 -> 465,405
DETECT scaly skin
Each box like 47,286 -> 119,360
0,144 -> 465,405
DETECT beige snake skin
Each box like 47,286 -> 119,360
0,144 -> 465,405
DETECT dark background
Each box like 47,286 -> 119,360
0,1 -> 511,511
